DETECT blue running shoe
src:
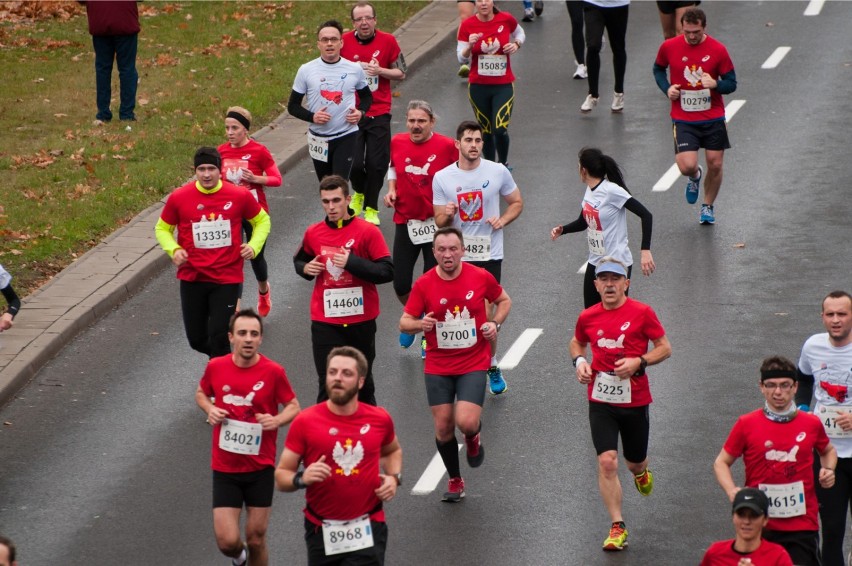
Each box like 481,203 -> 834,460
685,165 -> 703,204
399,331 -> 416,349
487,366 -> 507,395
699,204 -> 715,225
420,337 -> 427,360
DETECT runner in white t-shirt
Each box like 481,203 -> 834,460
796,290 -> 852,566
551,147 -> 655,308
287,20 -> 372,182
433,120 -> 523,396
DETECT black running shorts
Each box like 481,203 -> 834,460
672,119 -> 731,153
588,402 -> 650,463
212,466 -> 275,509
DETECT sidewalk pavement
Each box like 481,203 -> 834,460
0,0 -> 459,407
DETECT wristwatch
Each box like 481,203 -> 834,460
392,473 -> 402,486
494,322 -> 502,333
293,471 -> 307,490
637,356 -> 648,374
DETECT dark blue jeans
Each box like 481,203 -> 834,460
92,33 -> 138,121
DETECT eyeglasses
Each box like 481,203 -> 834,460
352,16 -> 375,23
318,37 -> 341,44
761,381 -> 795,391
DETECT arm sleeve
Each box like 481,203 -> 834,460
562,211 -> 587,234
386,166 -> 397,181
510,25 -> 526,45
356,85 -> 373,113
293,246 -> 316,281
287,90 -> 314,123
1,284 -> 21,317
795,370 -> 815,407
262,159 -> 282,188
715,68 -> 737,95
345,255 -> 394,284
154,217 -> 181,257
245,209 -> 271,256
624,197 -> 653,250
456,40 -> 469,64
653,63 -> 670,95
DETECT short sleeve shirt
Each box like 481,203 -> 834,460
389,132 -> 458,224
217,140 -> 277,212
432,159 -> 518,261
581,179 -> 633,267
458,12 -> 519,85
341,29 -> 402,117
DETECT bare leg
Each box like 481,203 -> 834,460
703,149 -> 724,205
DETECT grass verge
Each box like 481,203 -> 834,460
0,0 -> 429,295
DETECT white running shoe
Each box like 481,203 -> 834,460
573,63 -> 587,79
611,92 -> 624,113
522,7 -> 534,22
580,94 -> 598,113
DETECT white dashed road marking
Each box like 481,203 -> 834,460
804,0 -> 825,16
761,47 -> 791,69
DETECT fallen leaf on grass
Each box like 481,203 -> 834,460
9,250 -> 22,256
53,113 -> 67,118
112,154 -> 127,160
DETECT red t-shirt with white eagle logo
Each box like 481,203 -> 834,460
160,180 -> 262,284
284,402 -> 395,524
573,298 -> 667,407
341,29 -> 402,117
723,410 -> 829,532
299,217 -> 390,325
389,132 -> 457,224
217,140 -> 278,212
458,12 -> 518,85
405,262 -> 503,375
655,33 -> 734,122
200,354 -> 296,473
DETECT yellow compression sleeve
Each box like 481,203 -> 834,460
245,209 -> 271,256
154,218 -> 181,258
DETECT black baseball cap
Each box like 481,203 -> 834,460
732,488 -> 769,516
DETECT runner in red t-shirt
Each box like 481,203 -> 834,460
196,310 -> 300,566
276,346 -> 401,566
569,258 -> 672,551
653,7 -> 737,225
293,175 -> 393,406
714,356 -> 837,566
401,227 -> 512,502
384,100 -> 457,352
155,147 -> 271,358
457,0 -> 525,166
217,106 -> 283,318
700,487 -> 793,566
341,2 -> 407,226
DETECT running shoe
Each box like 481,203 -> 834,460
633,468 -> 654,496
458,64 -> 470,78
699,204 -> 715,225
420,337 -> 427,360
580,94 -> 598,113
350,192 -> 365,217
257,285 -> 271,317
232,542 -> 248,566
364,207 -> 380,225
487,366 -> 507,395
602,522 -> 628,551
442,477 -> 465,502
573,63 -> 587,79
465,432 -> 485,468
685,165 -> 703,204
522,8 -> 534,21
399,331 -> 416,349
611,92 -> 624,113
534,0 -> 544,16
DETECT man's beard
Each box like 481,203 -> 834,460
328,383 -> 359,405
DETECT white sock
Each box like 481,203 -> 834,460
491,356 -> 498,366
232,548 -> 246,566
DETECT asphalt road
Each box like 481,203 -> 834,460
2,2 -> 851,565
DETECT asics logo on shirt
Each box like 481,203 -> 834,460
345,239 -> 355,249
702,55 -> 711,62
465,291 -> 474,300
224,202 -> 233,210
620,322 -> 631,331
483,180 -> 490,188
241,154 -> 251,160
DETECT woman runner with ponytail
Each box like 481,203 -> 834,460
551,147 -> 655,308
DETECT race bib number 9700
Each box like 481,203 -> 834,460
436,318 -> 477,349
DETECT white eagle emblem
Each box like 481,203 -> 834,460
326,258 -> 345,281
480,37 -> 501,55
333,438 -> 364,476
458,194 -> 482,219
683,65 -> 703,87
